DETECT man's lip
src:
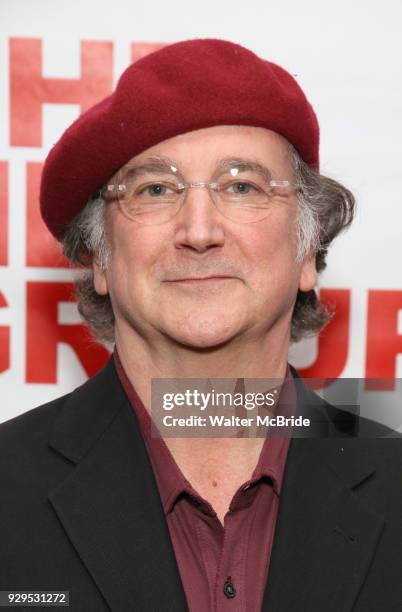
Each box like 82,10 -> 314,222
167,276 -> 235,282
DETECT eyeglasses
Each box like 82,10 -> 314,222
103,160 -> 300,225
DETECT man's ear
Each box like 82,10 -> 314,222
92,256 -> 109,296
299,249 -> 318,292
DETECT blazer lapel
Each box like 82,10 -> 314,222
47,359 -> 188,612
261,377 -> 385,612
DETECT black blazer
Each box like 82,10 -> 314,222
1,358 -> 401,611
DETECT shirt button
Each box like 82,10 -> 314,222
223,578 -> 236,599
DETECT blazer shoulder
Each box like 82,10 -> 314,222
0,391 -> 71,445
0,357 -> 116,444
0,357 -> 121,473
0,391 -> 73,489
289,364 -> 402,441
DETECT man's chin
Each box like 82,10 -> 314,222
162,325 -> 242,351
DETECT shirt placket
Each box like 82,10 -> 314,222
195,485 -> 258,612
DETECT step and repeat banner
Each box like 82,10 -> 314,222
1,0 -> 401,422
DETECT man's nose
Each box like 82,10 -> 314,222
172,185 -> 226,252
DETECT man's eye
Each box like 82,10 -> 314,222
139,183 -> 175,197
225,181 -> 258,195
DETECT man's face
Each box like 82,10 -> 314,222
93,125 -> 317,349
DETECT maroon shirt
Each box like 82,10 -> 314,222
114,350 -> 295,612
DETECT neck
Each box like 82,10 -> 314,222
114,323 -> 291,475
114,322 -> 290,413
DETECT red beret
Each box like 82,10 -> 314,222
40,38 -> 319,240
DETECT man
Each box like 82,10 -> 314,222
0,39 -> 401,612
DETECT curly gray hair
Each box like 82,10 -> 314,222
62,143 -> 355,346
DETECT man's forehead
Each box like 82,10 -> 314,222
115,155 -> 276,181
118,125 -> 293,172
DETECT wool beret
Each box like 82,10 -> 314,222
40,38 -> 319,240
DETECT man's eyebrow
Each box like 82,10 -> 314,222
118,156 -> 274,181
213,158 -> 274,180
119,156 -> 185,180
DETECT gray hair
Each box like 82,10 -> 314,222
62,144 -> 355,345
